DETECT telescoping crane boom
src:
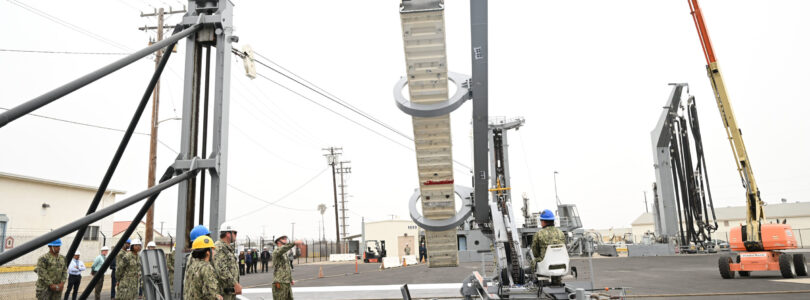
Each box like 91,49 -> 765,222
687,0 -> 806,279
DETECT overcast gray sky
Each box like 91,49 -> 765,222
1,0 -> 808,240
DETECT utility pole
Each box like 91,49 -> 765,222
291,222 -> 295,241
323,147 -> 342,246
140,6 -> 186,244
337,160 -> 351,251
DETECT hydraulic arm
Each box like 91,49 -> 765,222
687,0 -> 764,251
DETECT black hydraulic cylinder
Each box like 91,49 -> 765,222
78,166 -> 176,300
64,28 -> 181,269
0,24 -> 200,128
0,170 -> 198,266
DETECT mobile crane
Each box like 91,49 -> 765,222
686,0 -> 807,278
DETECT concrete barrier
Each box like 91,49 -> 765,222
627,244 -> 676,257
329,253 -> 356,262
382,256 -> 401,269
404,255 -> 418,265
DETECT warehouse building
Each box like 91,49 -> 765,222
0,172 -> 124,266
363,219 -> 422,257
631,200 -> 810,247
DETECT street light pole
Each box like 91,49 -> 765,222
553,171 -> 561,205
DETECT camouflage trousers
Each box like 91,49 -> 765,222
272,282 -> 292,300
35,287 -> 61,300
222,293 -> 236,300
167,270 -> 174,291
116,278 -> 139,300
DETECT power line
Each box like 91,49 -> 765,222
0,48 -> 130,55
7,0 -> 133,52
230,123 -> 317,170
227,167 -> 330,220
254,72 -> 416,152
252,50 -> 413,141
232,50 -> 413,152
115,0 -> 142,12
230,79 -> 322,148
249,51 -> 414,142
233,49 -> 473,171
0,107 -> 178,153
231,72 -> 324,145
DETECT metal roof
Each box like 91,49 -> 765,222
0,171 -> 126,194
632,201 -> 810,225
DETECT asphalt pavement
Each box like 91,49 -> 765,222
236,252 -> 810,299
4,253 -> 808,299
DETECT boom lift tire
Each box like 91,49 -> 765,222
735,255 -> 750,277
718,256 -> 735,279
779,253 -> 797,278
794,254 -> 808,276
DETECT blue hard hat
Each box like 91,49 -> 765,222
190,225 -> 211,241
126,239 -> 131,244
539,209 -> 555,221
47,239 -> 62,247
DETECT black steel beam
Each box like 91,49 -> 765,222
64,28 -> 181,269
78,166 -> 176,300
0,169 -> 199,265
0,24 -> 201,128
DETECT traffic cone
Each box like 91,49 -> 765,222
355,259 -> 359,274
421,256 -> 425,264
403,257 -> 407,267
318,266 -> 323,278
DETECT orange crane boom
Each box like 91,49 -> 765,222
687,0 -> 764,251
686,0 -> 805,279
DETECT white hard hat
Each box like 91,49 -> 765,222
147,241 -> 156,248
101,246 -> 109,251
131,239 -> 142,246
220,222 -> 237,233
74,250 -> 80,255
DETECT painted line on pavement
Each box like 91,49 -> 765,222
242,283 -> 462,294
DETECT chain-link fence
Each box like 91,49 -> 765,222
234,237 -> 359,267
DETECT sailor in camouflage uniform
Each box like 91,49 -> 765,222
115,239 -> 142,300
166,244 -> 174,291
214,222 -> 241,300
272,235 -> 296,300
531,209 -> 566,277
35,239 -> 66,300
184,236 -> 223,300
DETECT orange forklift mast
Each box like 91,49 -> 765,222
686,0 -> 806,279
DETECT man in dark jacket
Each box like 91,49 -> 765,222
261,247 -> 271,273
245,249 -> 253,274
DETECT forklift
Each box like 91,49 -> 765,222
363,240 -> 386,263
